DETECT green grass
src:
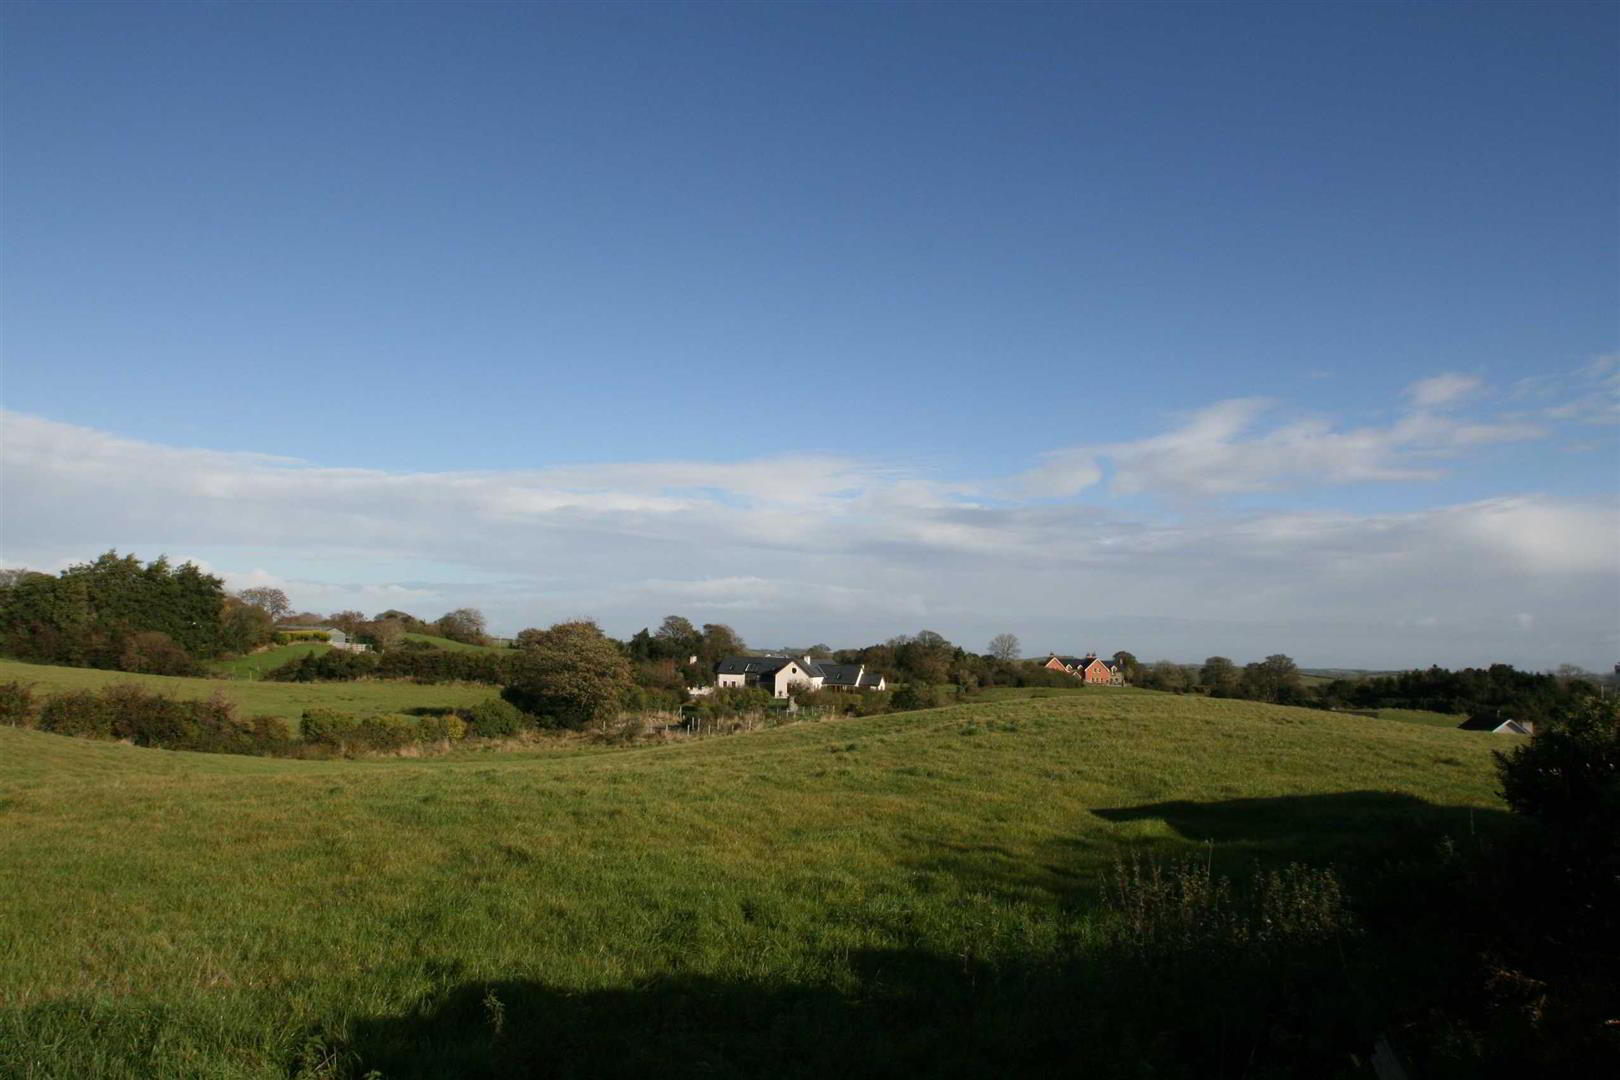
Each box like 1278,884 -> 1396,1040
1371,707 -> 1467,728
0,657 -> 493,724
401,632 -> 511,654
0,687 -> 1509,1077
205,643 -> 333,680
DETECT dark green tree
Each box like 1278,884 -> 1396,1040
503,620 -> 633,729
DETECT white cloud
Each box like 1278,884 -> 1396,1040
1020,383 -> 1543,498
3,387 -> 1615,668
1407,373 -> 1482,409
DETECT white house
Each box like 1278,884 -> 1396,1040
714,655 -> 886,698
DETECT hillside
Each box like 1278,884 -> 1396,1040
0,657 -> 493,722
0,689 -> 1511,1078
401,632 -> 512,653
205,642 -> 333,679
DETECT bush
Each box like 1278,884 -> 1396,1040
101,683 -> 194,745
463,698 -> 527,738
696,686 -> 774,720
853,689 -> 894,717
356,713 -> 418,752
435,714 -> 468,742
116,630 -> 204,677
276,629 -> 331,643
266,650 -> 379,682
301,707 -> 362,750
890,683 -> 943,712
248,714 -> 295,748
0,680 -> 36,727
1495,696 -> 1619,842
620,684 -> 683,714
37,690 -> 112,739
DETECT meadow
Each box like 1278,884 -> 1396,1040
0,686 -> 1512,1078
206,643 -> 334,679
0,657 -> 494,723
401,633 -> 511,654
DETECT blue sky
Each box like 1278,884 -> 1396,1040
2,2 -> 1616,667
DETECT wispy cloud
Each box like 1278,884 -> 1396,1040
1020,374 -> 1545,498
3,366 -> 1615,667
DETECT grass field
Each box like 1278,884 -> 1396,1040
205,643 -> 333,680
401,633 -> 511,654
1371,707 -> 1467,728
0,658 -> 493,723
0,687 -> 1509,1078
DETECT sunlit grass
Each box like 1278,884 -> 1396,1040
0,657 -> 493,723
0,688 -> 1506,1077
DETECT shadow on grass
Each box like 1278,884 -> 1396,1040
324,949 -> 1092,1080
1091,789 -> 1512,861
908,791 -> 1515,906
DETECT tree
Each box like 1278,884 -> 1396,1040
1199,656 -> 1239,697
1140,660 -> 1194,693
219,595 -> 275,655
327,610 -> 367,635
1496,697 -> 1620,839
358,618 -> 405,650
1240,654 -> 1302,704
435,608 -> 488,645
1111,650 -> 1141,683
699,623 -> 746,662
988,633 -> 1021,661
654,615 -> 702,659
503,620 -> 633,729
238,587 -> 291,621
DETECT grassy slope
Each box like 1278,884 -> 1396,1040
1373,707 -> 1467,728
401,632 -> 510,654
0,657 -> 492,722
0,688 -> 1508,1077
205,642 -> 333,679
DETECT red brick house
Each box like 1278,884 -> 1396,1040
1044,653 -> 1125,685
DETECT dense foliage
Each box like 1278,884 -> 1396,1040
1318,664 -> 1602,727
0,552 -> 263,673
5,681 -> 294,755
503,620 -> 634,729
264,647 -> 516,684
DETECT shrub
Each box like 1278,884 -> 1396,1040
696,686 -> 774,720
463,698 -> 527,738
415,712 -> 467,743
356,713 -> 417,752
0,680 -> 36,727
301,707 -> 362,750
1495,696 -> 1619,844
101,683 -> 195,746
890,683 -> 944,712
248,714 -> 295,748
853,689 -> 894,717
266,650 -> 379,682
37,690 -> 112,739
116,630 -> 204,677
276,629 -> 331,643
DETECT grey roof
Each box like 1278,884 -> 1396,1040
817,662 -> 863,686
716,655 -> 809,677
